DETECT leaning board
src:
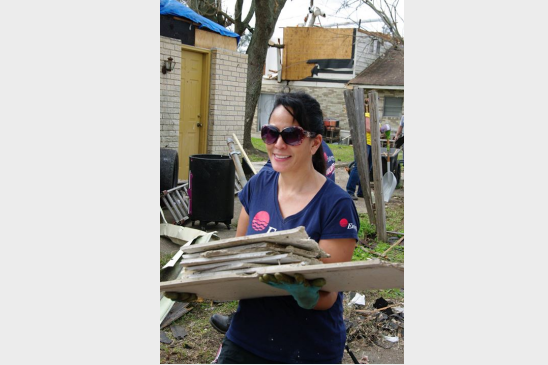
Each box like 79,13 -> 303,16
160,259 -> 404,302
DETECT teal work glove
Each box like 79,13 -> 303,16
259,273 -> 326,310
163,292 -> 197,302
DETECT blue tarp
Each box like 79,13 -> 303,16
160,0 -> 240,44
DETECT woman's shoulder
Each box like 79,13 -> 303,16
248,167 -> 278,185
322,178 -> 353,200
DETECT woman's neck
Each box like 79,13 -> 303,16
277,165 -> 325,195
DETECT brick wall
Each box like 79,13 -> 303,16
208,48 -> 248,155
160,36 -> 182,151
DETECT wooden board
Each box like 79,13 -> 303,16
194,28 -> 237,51
282,27 -> 354,80
160,259 -> 404,301
179,226 -> 321,254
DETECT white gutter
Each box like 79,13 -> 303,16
348,84 -> 404,90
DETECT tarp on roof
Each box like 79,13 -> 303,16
160,0 -> 240,43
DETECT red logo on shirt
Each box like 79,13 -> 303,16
252,211 -> 270,231
339,218 -> 349,227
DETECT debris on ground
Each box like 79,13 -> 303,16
170,325 -> 188,340
348,292 -> 366,306
344,294 -> 404,354
160,330 -> 172,344
161,302 -> 192,329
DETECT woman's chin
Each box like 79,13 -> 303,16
271,160 -> 290,172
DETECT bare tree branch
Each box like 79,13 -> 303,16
362,0 -> 403,44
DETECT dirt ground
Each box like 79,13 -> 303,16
160,165 -> 404,364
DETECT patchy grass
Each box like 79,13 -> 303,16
246,137 -> 356,165
352,194 -> 404,263
160,300 -> 239,364
246,137 -> 268,162
328,143 -> 355,164
161,253 -> 173,268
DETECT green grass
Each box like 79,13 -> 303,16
351,201 -> 404,263
249,137 -> 355,164
327,143 -> 354,164
160,253 -> 173,268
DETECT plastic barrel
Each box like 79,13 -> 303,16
188,154 -> 235,228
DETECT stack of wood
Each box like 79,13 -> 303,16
178,227 -> 329,279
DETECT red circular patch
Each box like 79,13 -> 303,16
252,211 -> 270,231
339,218 -> 349,227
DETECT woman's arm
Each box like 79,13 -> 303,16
313,238 -> 356,310
235,206 -> 249,237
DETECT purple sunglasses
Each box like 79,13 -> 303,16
261,125 -> 317,146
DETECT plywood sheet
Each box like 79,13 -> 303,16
160,259 -> 404,301
195,28 -> 237,51
283,27 -> 354,80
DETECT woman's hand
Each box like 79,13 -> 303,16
259,272 -> 325,309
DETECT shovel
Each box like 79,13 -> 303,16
382,135 -> 397,203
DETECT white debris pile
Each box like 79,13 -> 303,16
179,227 -> 329,278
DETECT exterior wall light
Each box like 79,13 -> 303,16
162,57 -> 176,74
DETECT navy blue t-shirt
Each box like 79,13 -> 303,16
225,169 -> 359,363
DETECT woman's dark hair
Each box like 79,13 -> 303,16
269,92 -> 326,175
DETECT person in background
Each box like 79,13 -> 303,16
394,113 -> 404,153
168,92 -> 359,364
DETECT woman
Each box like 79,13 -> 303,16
217,92 -> 359,363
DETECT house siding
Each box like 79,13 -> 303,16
160,36 -> 182,150
354,32 -> 392,76
256,81 -> 403,134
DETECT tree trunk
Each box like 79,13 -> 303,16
242,0 -> 287,151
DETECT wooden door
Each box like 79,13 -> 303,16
179,50 -> 203,180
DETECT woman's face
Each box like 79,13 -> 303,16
266,105 -> 319,174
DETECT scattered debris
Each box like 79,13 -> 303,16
161,302 -> 192,329
160,330 -> 172,344
170,325 -> 188,340
381,236 -> 404,257
373,297 -> 393,315
344,295 -> 404,354
348,292 -> 366,306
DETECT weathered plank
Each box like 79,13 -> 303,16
182,253 -> 322,272
368,91 -> 387,242
200,242 -> 329,259
343,88 -> 375,225
179,251 -> 281,267
179,227 -> 316,254
160,260 -> 404,302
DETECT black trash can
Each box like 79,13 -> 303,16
188,154 -> 235,230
